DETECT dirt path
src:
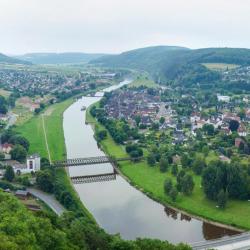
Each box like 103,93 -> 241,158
41,114 -> 52,164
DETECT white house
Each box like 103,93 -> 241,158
26,154 -> 41,172
13,153 -> 41,174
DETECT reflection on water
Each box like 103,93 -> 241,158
63,79 -> 240,243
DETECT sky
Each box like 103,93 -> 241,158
0,0 -> 250,55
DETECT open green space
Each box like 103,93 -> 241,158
87,105 -> 250,231
202,63 -> 239,71
129,76 -> 159,88
16,98 -> 73,161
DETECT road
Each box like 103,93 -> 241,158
192,232 -> 250,250
27,188 -> 65,216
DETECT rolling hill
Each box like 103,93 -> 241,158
16,52 -> 108,64
0,53 -> 30,65
91,46 -> 250,84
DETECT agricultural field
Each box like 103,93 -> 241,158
202,63 -> 239,71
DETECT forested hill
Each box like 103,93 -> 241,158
16,52 -> 108,64
91,46 -> 189,72
91,46 -> 250,84
0,53 -> 30,65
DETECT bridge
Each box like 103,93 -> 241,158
53,156 -> 143,184
191,232 -> 250,250
54,156 -> 143,167
71,172 -> 117,184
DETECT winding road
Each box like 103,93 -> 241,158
27,188 -> 65,216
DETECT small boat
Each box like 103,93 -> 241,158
81,106 -> 86,111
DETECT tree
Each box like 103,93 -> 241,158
229,120 -> 240,132
96,130 -> 107,141
181,174 -> 195,195
159,117 -> 165,125
159,156 -> 169,172
202,124 -> 214,136
9,135 -> 30,151
10,145 -> 27,162
4,166 -> 15,182
192,156 -> 206,175
134,115 -> 141,127
169,187 -> 178,201
164,179 -> 173,195
171,164 -> 178,176
217,189 -> 228,209
147,153 -> 156,166
181,154 -> 191,168
36,170 -> 54,193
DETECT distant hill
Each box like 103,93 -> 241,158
0,53 -> 30,65
16,52 -> 109,64
91,46 -> 250,84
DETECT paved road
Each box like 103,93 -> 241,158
27,188 -> 65,216
192,232 -> 250,250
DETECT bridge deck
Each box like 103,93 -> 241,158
54,156 -> 143,167
71,173 -> 117,184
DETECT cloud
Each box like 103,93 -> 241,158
0,0 -> 250,54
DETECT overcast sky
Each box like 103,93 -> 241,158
1,0 -> 250,55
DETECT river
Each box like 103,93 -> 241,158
63,79 -> 238,244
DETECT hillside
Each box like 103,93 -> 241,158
92,46 -> 189,72
91,46 -> 250,84
0,53 -> 30,65
16,52 -> 108,64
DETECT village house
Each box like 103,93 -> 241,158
1,143 -> 13,154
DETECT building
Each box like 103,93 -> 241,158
1,143 -> 13,154
12,153 -> 41,174
26,154 -> 41,172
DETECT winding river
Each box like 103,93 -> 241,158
63,79 -> 238,244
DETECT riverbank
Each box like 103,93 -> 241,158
16,97 -> 96,222
86,104 -> 250,232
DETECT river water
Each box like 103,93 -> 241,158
63,79 -> 238,244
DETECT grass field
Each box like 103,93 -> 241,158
129,76 -> 159,88
202,63 -> 239,71
16,98 -> 73,161
87,105 -> 250,231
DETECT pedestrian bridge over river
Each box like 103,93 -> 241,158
53,156 -> 144,184
54,156 -> 143,167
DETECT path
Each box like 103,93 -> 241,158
41,114 -> 52,164
27,188 -> 65,216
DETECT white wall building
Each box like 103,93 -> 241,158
13,153 -> 41,174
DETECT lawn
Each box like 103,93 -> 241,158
88,106 -> 250,231
16,98 -> 74,161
